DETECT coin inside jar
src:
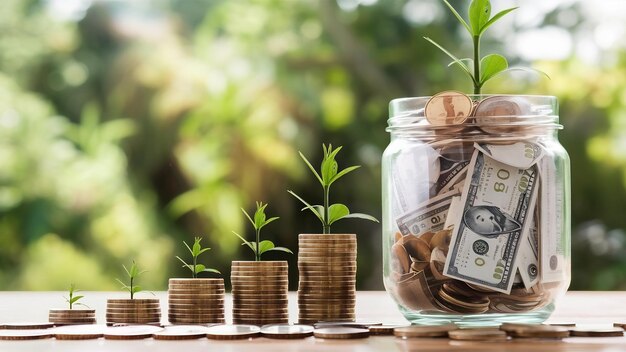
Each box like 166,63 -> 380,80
391,242 -> 411,274
425,91 -> 473,126
402,236 -> 431,262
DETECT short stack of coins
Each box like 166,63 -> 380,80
105,299 -> 161,326
48,309 -> 96,326
167,278 -> 225,324
297,234 -> 356,324
231,261 -> 288,325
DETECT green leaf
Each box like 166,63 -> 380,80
253,202 -> 268,229
288,190 -> 324,224
195,264 -> 206,274
329,165 -> 360,187
176,256 -> 190,269
266,247 -> 293,255
321,145 -> 341,185
448,58 -> 474,68
424,37 -> 477,85
241,207 -> 256,229
259,216 -> 279,231
131,286 -> 142,294
197,247 -> 211,256
202,268 -> 221,274
183,241 -> 193,256
489,67 -> 551,81
192,239 -> 201,257
469,0 -> 491,36
480,54 -> 508,84
70,295 -> 84,304
258,240 -> 275,255
328,203 -> 350,225
299,151 -> 323,186
480,7 -> 518,35
343,212 -> 380,223
442,0 -> 472,35
232,231 -> 256,254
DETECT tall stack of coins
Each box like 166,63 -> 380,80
297,234 -> 356,324
168,278 -> 225,325
231,261 -> 288,325
105,299 -> 161,326
48,309 -> 96,326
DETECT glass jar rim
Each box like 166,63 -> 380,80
388,94 -> 561,133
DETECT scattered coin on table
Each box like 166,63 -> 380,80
369,325 -> 409,335
448,328 -> 508,341
394,324 -> 458,338
313,327 -> 370,339
102,325 -> 163,340
260,324 -> 314,339
205,324 -> 261,340
153,325 -> 211,340
313,321 -> 382,329
569,328 -> 624,337
501,324 -> 569,339
0,329 -> 54,340
0,322 -> 54,330
53,324 -> 105,340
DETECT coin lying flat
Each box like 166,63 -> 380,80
394,324 -> 458,338
502,324 -> 569,339
153,325 -> 211,340
448,328 -> 508,341
313,327 -> 369,339
0,322 -> 54,330
313,321 -> 382,329
0,329 -> 54,340
369,325 -> 409,335
260,324 -> 314,339
569,328 -> 624,337
205,324 -> 261,340
53,324 -> 105,340
103,325 -> 163,340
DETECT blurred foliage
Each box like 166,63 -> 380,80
0,0 -> 625,290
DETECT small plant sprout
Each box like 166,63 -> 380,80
176,237 -> 221,278
233,201 -> 293,261
115,260 -> 145,299
425,0 -> 547,94
288,144 -> 379,234
65,284 -> 87,310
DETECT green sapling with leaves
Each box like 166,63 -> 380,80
233,201 -> 292,261
65,283 -> 87,310
425,0 -> 546,94
288,144 -> 379,234
115,260 -> 145,299
176,237 -> 221,278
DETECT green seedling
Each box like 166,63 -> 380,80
115,260 -> 145,299
425,0 -> 547,94
288,144 -> 379,234
233,201 -> 292,261
176,237 -> 221,278
65,283 -> 87,310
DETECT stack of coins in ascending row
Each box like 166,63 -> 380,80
48,309 -> 96,325
105,299 -> 161,326
167,278 -> 225,324
231,261 -> 288,326
298,234 -> 357,324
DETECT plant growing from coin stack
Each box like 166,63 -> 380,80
115,260 -> 145,299
288,144 -> 379,234
233,201 -> 293,261
176,237 -> 221,278
65,283 -> 87,310
425,0 -> 546,94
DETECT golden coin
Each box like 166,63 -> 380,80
52,324 -> 105,340
369,325 -> 409,335
425,91 -> 472,126
313,327 -> 369,339
500,323 -> 569,338
393,324 -> 457,338
448,328 -> 508,341
0,330 -> 54,340
153,325 -> 210,340
49,309 -> 96,315
260,324 -> 314,339
569,328 -> 623,337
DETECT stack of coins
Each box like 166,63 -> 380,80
231,261 -> 288,325
48,309 -> 96,326
167,278 -> 225,325
105,299 -> 160,326
297,234 -> 356,324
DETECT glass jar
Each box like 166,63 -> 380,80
382,94 -> 570,326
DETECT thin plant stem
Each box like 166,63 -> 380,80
323,185 -> 330,234
256,228 -> 261,261
473,34 -> 481,94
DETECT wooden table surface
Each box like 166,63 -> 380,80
0,291 -> 625,351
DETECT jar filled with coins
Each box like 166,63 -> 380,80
382,92 -> 570,325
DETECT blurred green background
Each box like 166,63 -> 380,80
1,0 -> 625,291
